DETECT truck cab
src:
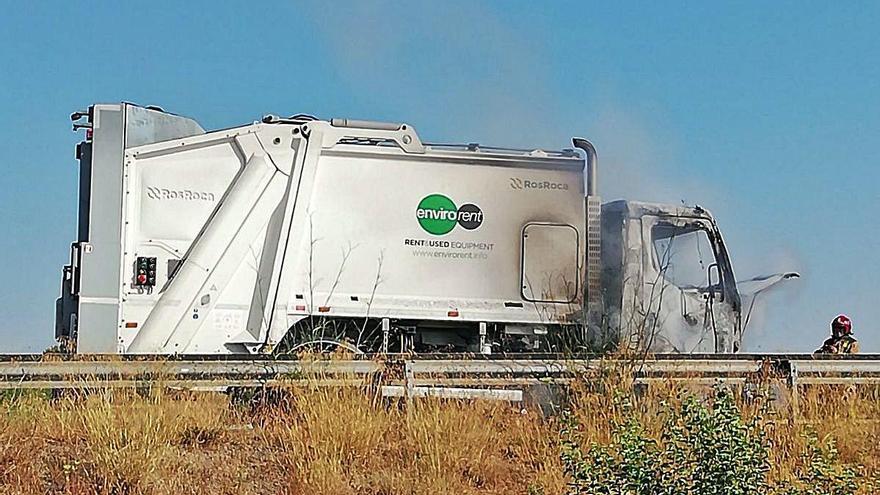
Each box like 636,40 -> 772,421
599,200 -> 741,353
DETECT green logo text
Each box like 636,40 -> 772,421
416,194 -> 483,235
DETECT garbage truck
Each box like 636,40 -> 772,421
55,103 -> 788,355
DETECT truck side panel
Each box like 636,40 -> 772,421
118,138 -> 249,350
284,140 -> 586,326
76,105 -> 126,352
122,126 -> 300,353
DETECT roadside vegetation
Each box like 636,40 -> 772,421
0,371 -> 877,494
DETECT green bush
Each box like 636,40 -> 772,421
561,387 -> 867,495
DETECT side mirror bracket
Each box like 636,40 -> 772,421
707,263 -> 723,302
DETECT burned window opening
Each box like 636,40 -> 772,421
651,222 -> 720,291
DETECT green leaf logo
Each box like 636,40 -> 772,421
416,194 -> 458,235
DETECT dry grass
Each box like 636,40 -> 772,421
258,385 -> 562,494
0,374 -> 877,494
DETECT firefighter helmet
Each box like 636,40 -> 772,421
831,314 -> 853,336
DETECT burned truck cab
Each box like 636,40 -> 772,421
600,200 -> 742,353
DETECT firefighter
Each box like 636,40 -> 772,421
814,314 -> 860,354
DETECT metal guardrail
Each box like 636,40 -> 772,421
0,355 -> 879,402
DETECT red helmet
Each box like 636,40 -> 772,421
831,314 -> 853,335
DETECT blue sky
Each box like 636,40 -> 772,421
1,1 -> 878,352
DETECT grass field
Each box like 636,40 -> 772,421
0,373 -> 877,494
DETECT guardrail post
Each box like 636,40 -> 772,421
788,361 -> 799,420
381,318 -> 390,354
404,359 -> 415,408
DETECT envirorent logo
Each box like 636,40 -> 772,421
416,194 -> 483,235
